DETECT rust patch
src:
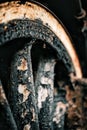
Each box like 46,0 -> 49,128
17,58 -> 28,71
64,82 -> 83,129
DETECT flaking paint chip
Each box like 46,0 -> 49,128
18,84 -> 30,102
17,58 -> 28,71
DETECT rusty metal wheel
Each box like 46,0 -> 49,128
0,1 -> 82,130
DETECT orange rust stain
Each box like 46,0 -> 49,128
65,85 -> 75,101
65,83 -> 83,129
17,58 -> 28,71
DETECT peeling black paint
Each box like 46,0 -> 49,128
0,19 -> 74,73
8,42 -> 39,130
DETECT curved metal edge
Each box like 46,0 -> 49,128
0,0 -> 82,78
0,19 -> 74,73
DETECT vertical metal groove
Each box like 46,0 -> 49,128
35,54 -> 56,130
8,40 -> 39,130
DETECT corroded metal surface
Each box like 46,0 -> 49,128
0,1 -> 82,78
8,41 -> 39,130
58,76 -> 87,130
0,37 -> 86,130
35,54 -> 56,130
0,1 -> 85,130
0,19 -> 74,75
53,96 -> 67,130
